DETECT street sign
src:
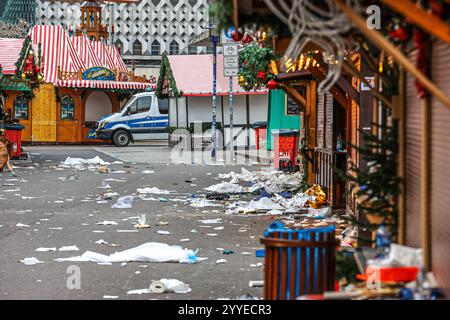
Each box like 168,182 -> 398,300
223,56 -> 239,68
223,44 -> 239,78
222,27 -> 236,44
223,44 -> 239,56
224,69 -> 238,77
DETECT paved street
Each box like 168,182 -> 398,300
0,144 -> 274,300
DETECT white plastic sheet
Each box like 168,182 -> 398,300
54,242 -> 199,264
137,187 -> 171,195
61,156 -> 110,166
204,182 -> 244,194
111,195 -> 134,209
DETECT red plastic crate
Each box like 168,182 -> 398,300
357,266 -> 419,283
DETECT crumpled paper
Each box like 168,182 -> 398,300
305,184 -> 327,208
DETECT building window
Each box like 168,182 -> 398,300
188,46 -> 197,55
133,39 -> 142,56
206,46 -> 213,54
151,40 -> 160,56
14,95 -> 29,120
61,96 -> 75,120
169,40 -> 179,55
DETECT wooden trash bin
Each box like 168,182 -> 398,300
260,221 -> 338,300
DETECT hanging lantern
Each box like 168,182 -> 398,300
267,79 -> 278,90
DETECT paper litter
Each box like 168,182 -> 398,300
199,218 -> 222,224
54,242 -> 199,264
59,245 -> 80,252
20,257 -> 43,265
96,220 -> 118,226
157,230 -> 171,235
35,247 -> 57,252
137,187 -> 171,195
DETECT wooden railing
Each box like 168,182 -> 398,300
314,148 -> 347,208
57,67 -> 153,83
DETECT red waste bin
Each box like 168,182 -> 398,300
272,129 -> 299,172
252,121 -> 267,150
4,124 -> 25,159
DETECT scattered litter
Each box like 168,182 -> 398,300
54,242 -> 199,264
59,245 -> 80,252
96,220 -> 118,226
97,166 -> 110,173
93,230 -> 105,233
190,229 -> 198,233
206,233 -> 219,237
149,279 -> 191,294
157,230 -> 171,235
16,223 -> 30,228
61,156 -> 110,167
111,195 -> 134,209
159,197 -> 169,202
135,271 -> 141,274
134,214 -> 151,229
20,257 -> 43,265
214,226 -> 224,230
180,239 -> 190,242
98,184 -> 111,189
137,187 -> 171,195
103,295 -> 119,299
116,230 -> 138,233
189,198 -> 221,208
216,259 -> 227,264
205,182 -> 244,194
222,250 -> 234,255
112,161 -> 124,164
142,170 -> 155,174
307,206 -> 332,219
95,239 -> 108,245
199,218 -> 222,224
49,227 -> 63,231
157,221 -> 169,226
206,192 -> 230,201
241,252 -> 251,256
35,247 -> 57,252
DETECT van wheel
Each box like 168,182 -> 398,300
112,130 -> 131,147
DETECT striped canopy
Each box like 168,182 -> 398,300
28,25 -> 153,90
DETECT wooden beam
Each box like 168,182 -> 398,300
335,0 -> 450,110
342,60 -> 393,109
383,0 -> 450,46
278,83 -> 307,110
308,66 -> 348,110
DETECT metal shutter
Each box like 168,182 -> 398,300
325,92 -> 334,149
404,48 -> 422,248
430,40 -> 450,296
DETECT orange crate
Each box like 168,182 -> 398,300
357,266 -> 419,283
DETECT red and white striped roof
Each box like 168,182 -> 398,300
71,35 -> 103,68
107,45 -> 128,72
27,25 -> 153,90
0,38 -> 39,75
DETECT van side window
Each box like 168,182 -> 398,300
128,96 -> 152,115
158,98 -> 169,115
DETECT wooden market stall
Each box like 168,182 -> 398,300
1,25 -> 154,144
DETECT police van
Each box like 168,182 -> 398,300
95,92 -> 169,147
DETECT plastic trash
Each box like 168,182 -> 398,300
35,247 -> 56,252
255,249 -> 265,258
199,218 -> 222,224
204,182 -> 244,194
150,279 -> 191,294
249,280 -> 264,288
306,206 -> 332,219
61,156 -> 110,166
216,259 -> 227,264
59,245 -> 80,252
137,187 -> 171,195
54,242 -> 199,264
157,230 -> 171,235
111,195 -> 134,209
206,192 -> 230,201
96,221 -> 118,226
159,197 -> 169,202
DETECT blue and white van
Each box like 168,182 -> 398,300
95,92 -> 169,147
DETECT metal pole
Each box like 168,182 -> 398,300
229,76 -> 234,162
211,34 -> 219,161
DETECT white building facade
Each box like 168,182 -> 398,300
36,0 -> 211,77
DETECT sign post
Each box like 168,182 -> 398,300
223,43 -> 239,163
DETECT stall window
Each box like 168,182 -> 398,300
61,96 -> 75,120
14,95 -> 29,119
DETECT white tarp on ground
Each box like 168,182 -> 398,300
54,242 -> 199,264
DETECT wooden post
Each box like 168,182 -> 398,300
335,0 -> 450,110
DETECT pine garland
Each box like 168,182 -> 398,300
237,44 -> 277,91
15,35 -> 32,78
156,52 -> 181,98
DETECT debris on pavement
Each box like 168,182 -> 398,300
35,247 -> 57,252
111,195 -> 134,209
215,259 -> 227,264
20,257 -> 44,265
58,245 -> 80,252
249,280 -> 264,288
157,230 -> 171,235
137,187 -> 171,195
54,242 -> 200,264
204,182 -> 244,194
134,214 -> 151,229
149,279 -> 191,294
